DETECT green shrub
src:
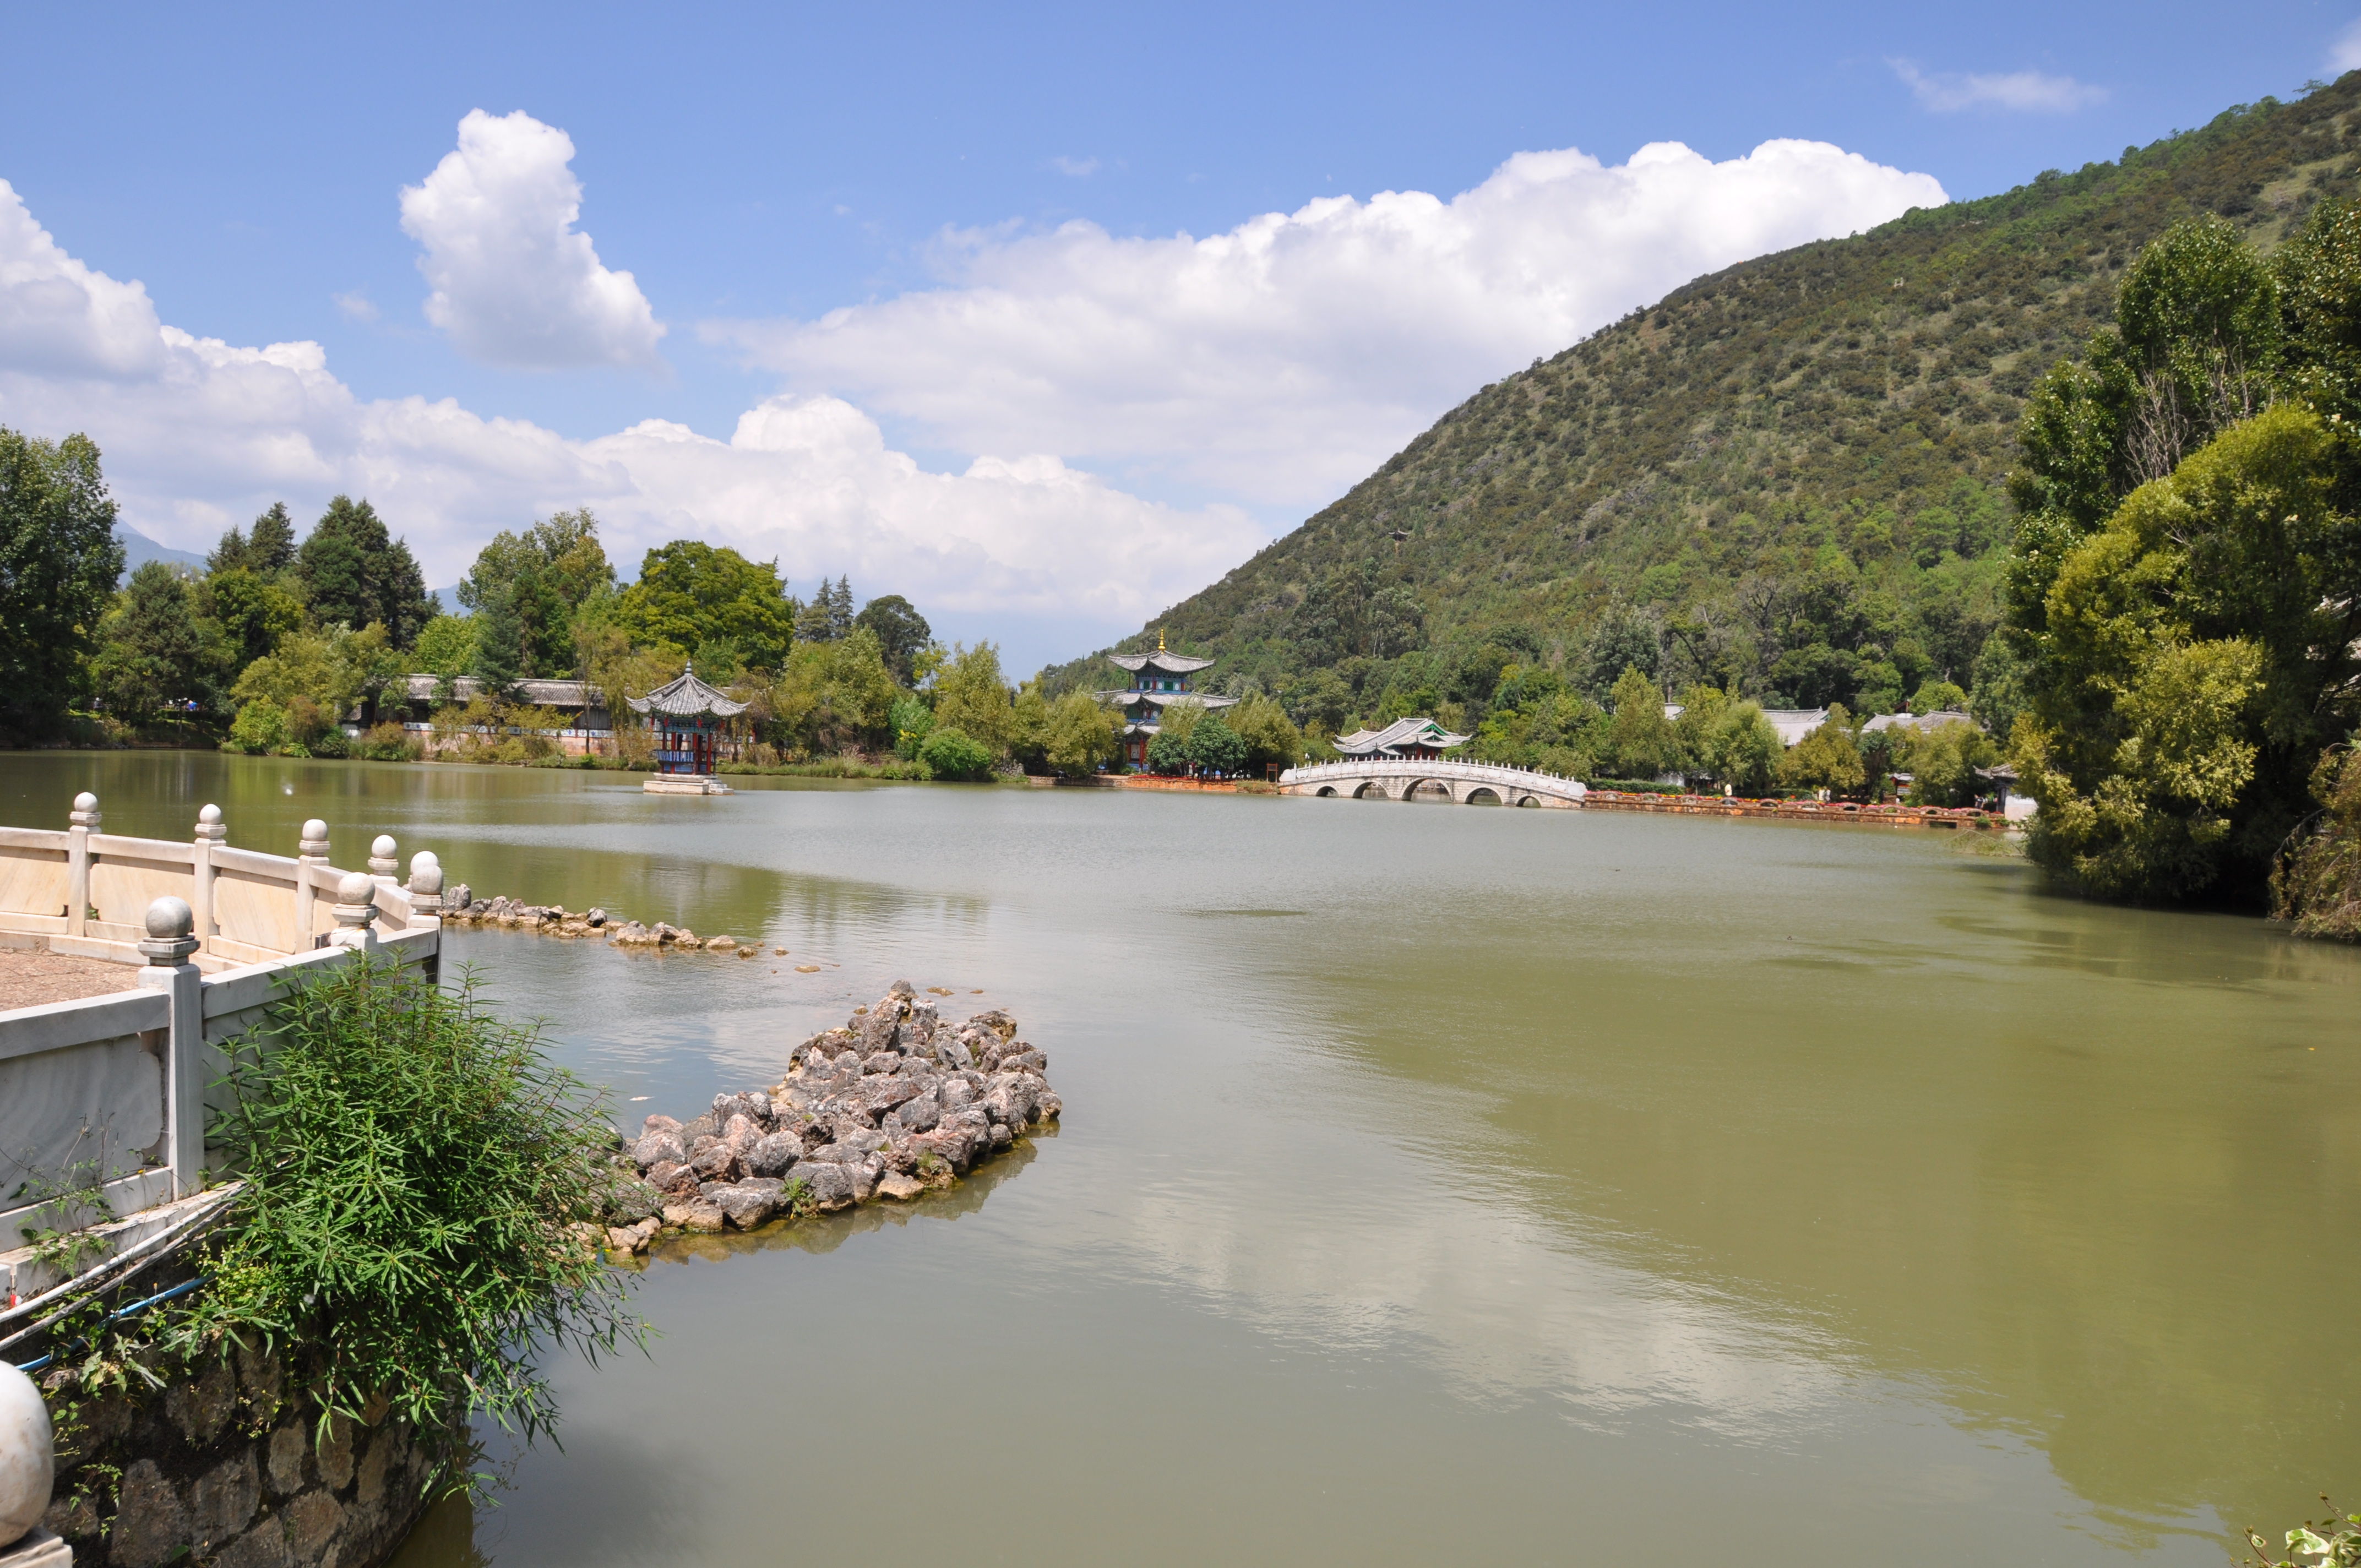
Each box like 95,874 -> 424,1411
1184,714 -> 1248,776
918,725 -> 995,780
355,722 -> 420,762
226,699 -> 293,755
172,959 -> 639,1476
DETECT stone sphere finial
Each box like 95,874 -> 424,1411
198,804 -> 222,826
302,819 -> 328,840
0,1357 -> 55,1545
368,835 -> 400,878
338,871 -> 375,906
72,792 -> 96,813
70,792 -> 100,829
298,819 -> 330,859
371,835 -> 398,859
138,896 -> 199,967
194,802 -> 227,842
145,896 -> 193,941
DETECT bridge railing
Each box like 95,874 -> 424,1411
1278,758 -> 1588,797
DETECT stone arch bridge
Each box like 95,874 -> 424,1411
1276,759 -> 1589,807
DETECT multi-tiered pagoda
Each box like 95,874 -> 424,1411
1097,635 -> 1234,770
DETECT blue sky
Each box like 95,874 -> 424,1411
2,1 -> 2355,668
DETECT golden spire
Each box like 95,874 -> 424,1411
1157,627 -> 1166,652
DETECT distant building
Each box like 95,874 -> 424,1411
1331,716 -> 1470,759
629,666 -> 748,778
1097,638 -> 1235,770
1860,709 -> 1982,736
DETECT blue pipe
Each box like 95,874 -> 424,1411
12,1276 -> 208,1373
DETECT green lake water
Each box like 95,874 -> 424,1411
6,752 -> 2357,1565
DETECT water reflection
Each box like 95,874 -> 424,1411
7,754 -> 2354,1564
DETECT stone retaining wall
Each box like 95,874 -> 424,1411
39,1348 -> 446,1568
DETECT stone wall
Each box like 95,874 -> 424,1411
38,1346 -> 446,1568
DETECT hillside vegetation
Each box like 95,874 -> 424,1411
1045,77 -> 2361,742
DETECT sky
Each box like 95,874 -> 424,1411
3,1 -> 2357,672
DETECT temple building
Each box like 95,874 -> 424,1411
1097,637 -> 1235,770
629,665 -> 747,783
1331,716 -> 1470,760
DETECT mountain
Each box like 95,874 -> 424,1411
1042,78 -> 2361,731
113,525 -> 208,584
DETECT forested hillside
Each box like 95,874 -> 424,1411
1044,77 -> 2361,739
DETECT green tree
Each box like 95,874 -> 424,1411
91,562 -> 216,721
612,541 -> 795,671
766,625 -> 898,754
0,427 -> 122,739
1185,714 -> 1248,775
2011,406 -> 2357,899
1008,680 -> 1052,770
930,643 -> 1013,755
919,726 -> 995,781
296,496 -> 433,648
200,567 -> 303,669
1226,692 -> 1304,773
458,510 -> 616,676
1606,665 -> 1682,779
230,624 -> 402,755
1699,700 -> 1784,794
2272,743 -> 2361,939
1895,720 -> 1999,807
889,692 -> 934,760
854,593 -> 931,684
795,575 -> 854,644
1778,705 -> 1866,793
469,580 -> 527,700
413,614 -> 478,680
1043,690 -> 1118,776
209,502 -> 297,576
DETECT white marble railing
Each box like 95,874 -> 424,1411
1277,758 -> 1590,801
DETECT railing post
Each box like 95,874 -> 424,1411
191,803 -> 225,951
67,791 -> 99,937
407,851 -> 444,982
137,896 -> 204,1197
327,872 -> 380,956
295,819 -> 329,944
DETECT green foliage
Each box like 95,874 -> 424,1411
412,614 -> 478,681
1225,692 -> 1305,772
1041,85 -> 2361,739
2238,1496 -> 2361,1567
931,643 -> 1013,756
296,496 -> 433,650
613,541 -> 795,671
2275,744 -> 2361,938
456,510 -> 615,678
1693,696 -> 1785,792
1606,666 -> 1681,778
91,562 -> 218,722
1145,727 -> 1189,775
200,567 -> 303,669
209,503 -> 297,576
1894,719 -> 1999,806
0,426 -> 122,740
764,624 -> 897,753
795,575 -> 854,644
1042,689 -> 1119,775
2012,406 -> 2353,899
180,959 -> 639,1469
1910,678 -> 1971,712
1185,714 -> 1248,775
855,593 -> 932,684
1779,705 -> 1867,792
889,692 -> 934,760
468,578 -> 527,699
918,725 -> 995,780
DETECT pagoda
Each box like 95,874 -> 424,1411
1331,716 -> 1470,760
1097,632 -> 1234,770
629,665 -> 747,794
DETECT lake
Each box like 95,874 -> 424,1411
6,752 -> 2355,1566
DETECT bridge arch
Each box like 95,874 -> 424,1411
1315,785 -> 1338,797
1464,786 -> 1502,805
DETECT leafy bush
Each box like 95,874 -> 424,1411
919,725 -> 995,781
889,693 -> 933,759
175,959 -> 639,1467
356,722 -> 421,762
1184,714 -> 1248,776
225,699 -> 294,755
2274,745 -> 2361,939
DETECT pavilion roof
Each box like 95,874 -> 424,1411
1092,690 -> 1237,710
1333,716 -> 1471,755
1108,650 -> 1216,674
628,666 -> 749,718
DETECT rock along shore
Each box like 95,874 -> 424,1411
443,890 -> 774,957
592,983 -> 1060,1254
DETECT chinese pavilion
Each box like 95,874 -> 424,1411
1097,634 -> 1234,770
629,665 -> 747,781
1331,716 -> 1470,760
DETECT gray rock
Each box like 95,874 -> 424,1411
747,1130 -> 802,1177
722,1112 -> 764,1152
795,1162 -> 856,1210
878,1170 -> 925,1201
585,907 -> 607,926
682,1199 -> 727,1233
988,1121 -> 1014,1151
604,1179 -> 663,1223
999,1050 -> 1046,1075
861,1075 -> 922,1117
679,1112 -> 721,1143
939,1077 -> 976,1111
645,1160 -> 698,1196
1039,1092 -> 1062,1120
633,1131 -> 686,1169
714,1182 -> 781,1229
688,1142 -> 741,1182
933,1035 -> 975,1070
890,1088 -> 942,1133
639,1113 -> 683,1137
188,1445 -> 260,1543
713,1091 -> 770,1125
861,1050 -> 902,1075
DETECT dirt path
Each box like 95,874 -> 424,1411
0,948 -> 142,1011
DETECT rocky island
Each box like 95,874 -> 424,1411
596,983 -> 1059,1254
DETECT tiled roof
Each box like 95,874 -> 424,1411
1860,709 -> 1982,735
1107,651 -> 1216,674
401,675 -> 600,707
1093,690 -> 1237,710
627,667 -> 749,718
1332,716 -> 1471,755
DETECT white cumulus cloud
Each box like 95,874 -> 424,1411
1889,60 -> 2107,115
398,109 -> 666,372
2331,19 -> 2361,73
707,138 -> 1948,507
0,182 -> 1256,657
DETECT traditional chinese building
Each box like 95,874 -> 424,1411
629,666 -> 747,781
1097,636 -> 1235,770
1331,716 -> 1470,760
